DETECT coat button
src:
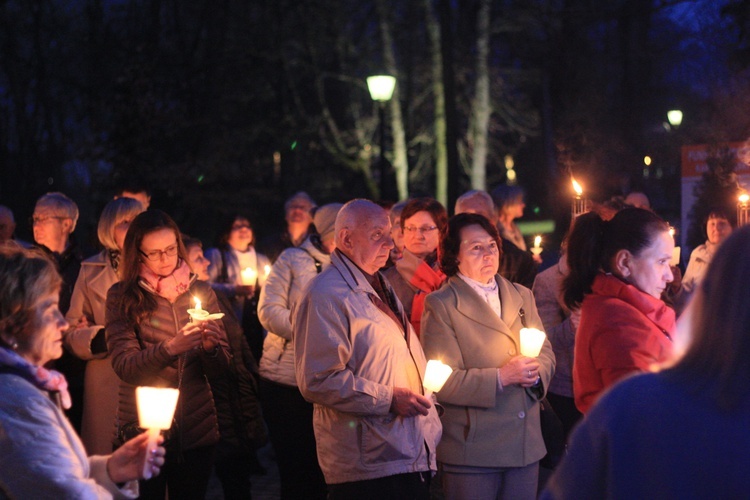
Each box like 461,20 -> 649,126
518,411 -> 525,419
508,349 -> 516,356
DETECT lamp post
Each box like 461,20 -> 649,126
667,109 -> 683,129
367,75 -> 396,200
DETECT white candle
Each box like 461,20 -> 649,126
136,387 -> 180,479
423,360 -> 453,393
671,246 -> 681,267
187,296 -> 209,322
520,328 -> 546,357
531,235 -> 543,256
241,267 -> 258,286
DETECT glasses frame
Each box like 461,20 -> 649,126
403,225 -> 439,235
139,245 -> 179,262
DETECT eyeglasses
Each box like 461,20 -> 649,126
30,216 -> 67,225
403,225 -> 438,235
140,244 -> 178,261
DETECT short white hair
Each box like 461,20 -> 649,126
455,190 -> 495,222
34,192 -> 79,232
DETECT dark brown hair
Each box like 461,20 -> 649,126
563,207 -> 670,309
667,226 -> 750,409
440,213 -> 502,277
119,210 -> 189,324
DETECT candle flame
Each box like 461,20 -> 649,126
193,297 -> 202,311
668,226 -> 675,237
264,264 -> 271,277
740,193 -> 750,204
571,178 -> 583,196
534,235 -> 542,248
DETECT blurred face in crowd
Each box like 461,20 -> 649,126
21,291 -> 69,367
32,208 -> 73,253
118,190 -> 151,210
457,224 -> 500,284
140,228 -> 179,277
402,211 -> 440,260
706,216 -> 732,246
617,230 -> 674,299
227,217 -> 254,251
186,244 -> 210,281
286,198 -> 314,227
0,212 -> 14,244
340,206 -> 394,275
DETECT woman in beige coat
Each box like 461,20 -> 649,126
421,213 -> 555,500
64,197 -> 143,454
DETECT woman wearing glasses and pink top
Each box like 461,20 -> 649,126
383,197 -> 448,337
106,210 -> 230,500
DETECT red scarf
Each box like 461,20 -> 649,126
394,250 -> 446,337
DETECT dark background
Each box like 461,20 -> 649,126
3,0 -> 750,254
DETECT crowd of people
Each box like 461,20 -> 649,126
0,181 -> 748,500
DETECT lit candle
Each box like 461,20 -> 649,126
738,192 -> 750,227
240,267 -> 258,286
264,265 -> 271,277
520,328 -> 546,357
571,177 -> 587,218
187,296 -> 209,322
668,226 -> 680,266
531,235 -> 543,257
136,386 -> 180,479
423,360 -> 453,393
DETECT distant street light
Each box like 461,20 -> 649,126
367,75 -> 396,199
667,109 -> 683,128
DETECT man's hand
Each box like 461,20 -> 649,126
390,387 -> 431,417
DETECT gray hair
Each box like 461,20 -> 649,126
34,192 -> 79,232
455,190 -> 496,222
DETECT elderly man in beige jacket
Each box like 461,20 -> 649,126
294,199 -> 442,499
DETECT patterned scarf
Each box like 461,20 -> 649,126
138,258 -> 191,302
0,347 -> 71,409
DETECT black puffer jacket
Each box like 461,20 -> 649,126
106,278 -> 230,452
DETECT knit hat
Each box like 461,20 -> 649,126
314,203 -> 344,242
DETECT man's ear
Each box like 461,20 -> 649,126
338,228 -> 351,251
62,218 -> 74,235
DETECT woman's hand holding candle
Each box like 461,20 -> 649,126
165,322 -> 203,356
107,431 -> 166,483
200,320 -> 223,353
499,356 -> 541,388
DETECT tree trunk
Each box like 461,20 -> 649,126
468,0 -> 491,190
376,0 -> 409,201
439,0 -> 461,210
425,0 -> 448,207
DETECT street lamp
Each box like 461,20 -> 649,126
367,75 -> 396,199
667,109 -> 683,128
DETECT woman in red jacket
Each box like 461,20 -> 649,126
563,208 -> 676,414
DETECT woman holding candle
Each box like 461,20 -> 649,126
106,210 -> 230,500
421,213 -> 555,500
543,227 -> 750,498
383,197 -> 447,337
205,214 -> 271,361
0,246 -> 166,498
563,208 -> 676,414
256,203 -> 342,500
64,197 -> 144,455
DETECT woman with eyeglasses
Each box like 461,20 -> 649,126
205,214 -> 271,362
421,213 -> 555,500
64,197 -> 144,455
105,210 -> 230,500
383,197 -> 448,337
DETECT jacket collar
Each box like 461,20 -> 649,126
332,250 -> 378,294
592,273 -> 676,333
449,274 -> 525,345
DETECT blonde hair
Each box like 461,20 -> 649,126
97,198 -> 144,251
